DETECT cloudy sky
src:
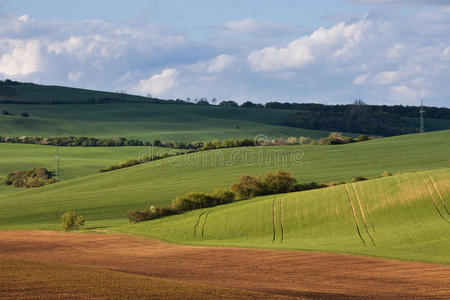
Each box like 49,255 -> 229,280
1,0 -> 450,106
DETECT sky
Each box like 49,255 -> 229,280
1,0 -> 450,107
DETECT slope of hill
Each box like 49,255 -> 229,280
118,168 -> 450,264
0,81 -> 154,104
0,103 -> 335,141
0,130 -> 448,230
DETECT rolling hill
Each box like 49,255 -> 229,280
0,130 -> 448,230
118,168 -> 450,264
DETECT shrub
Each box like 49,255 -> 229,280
352,176 -> 368,182
261,170 -> 297,194
21,112 -> 29,117
230,175 -> 265,200
4,168 -> 55,188
127,206 -> 178,223
293,181 -> 328,191
356,135 -> 369,142
172,192 -> 216,211
1,110 -> 8,115
210,189 -> 235,204
287,137 -> 298,145
380,171 -> 392,177
61,211 -> 85,231
299,136 -> 311,145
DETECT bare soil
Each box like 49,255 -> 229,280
1,230 -> 449,299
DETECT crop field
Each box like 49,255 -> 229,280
0,130 -> 448,230
0,102 -> 335,142
118,168 -> 450,264
1,231 -> 449,299
0,258 -> 278,300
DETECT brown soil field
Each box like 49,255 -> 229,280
1,230 -> 450,299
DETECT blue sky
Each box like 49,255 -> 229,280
1,0 -> 449,106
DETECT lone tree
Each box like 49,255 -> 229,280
61,211 -> 85,231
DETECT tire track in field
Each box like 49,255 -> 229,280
272,197 -> 276,243
357,184 -> 376,232
352,183 -> 376,246
201,212 -> 209,238
279,198 -> 284,243
193,212 -> 206,237
344,184 -> 366,246
420,175 -> 450,224
428,174 -> 450,216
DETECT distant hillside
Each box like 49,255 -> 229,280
0,79 -> 161,104
0,80 -> 448,138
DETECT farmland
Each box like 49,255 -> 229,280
118,168 -> 450,264
0,130 -> 448,230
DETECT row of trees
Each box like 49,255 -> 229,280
126,170 -> 327,223
4,168 -> 55,188
99,151 -> 188,173
0,133 -> 368,149
283,110 -> 417,136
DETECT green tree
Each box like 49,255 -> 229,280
61,211 -> 85,231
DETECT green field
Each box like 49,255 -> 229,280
0,143 -> 181,193
118,168 -> 450,264
0,103 -> 338,142
0,130 -> 448,230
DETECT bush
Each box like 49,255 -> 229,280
380,171 -> 392,177
261,170 -> 297,194
61,211 -> 85,231
230,175 -> 265,200
127,206 -> 178,223
21,112 -> 29,117
210,189 -> 235,204
1,110 -> 8,115
352,176 -> 368,182
4,168 -> 55,188
172,192 -> 216,211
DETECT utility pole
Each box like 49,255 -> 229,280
419,99 -> 425,133
55,145 -> 59,182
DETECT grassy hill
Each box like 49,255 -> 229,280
0,82 -> 154,104
0,103 -> 336,142
0,130 -> 448,230
117,168 -> 450,264
1,82 -> 448,141
0,144 -> 181,186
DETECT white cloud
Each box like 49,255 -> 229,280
0,39 -> 41,76
389,85 -> 427,102
247,19 -> 369,72
207,55 -> 236,73
134,68 -> 179,97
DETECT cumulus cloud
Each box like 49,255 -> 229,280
0,39 -> 41,76
1,9 -> 450,106
134,68 -> 179,97
247,19 -> 370,72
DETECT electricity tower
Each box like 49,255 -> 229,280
419,99 -> 425,133
55,145 -> 59,182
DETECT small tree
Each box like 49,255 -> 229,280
61,211 -> 85,231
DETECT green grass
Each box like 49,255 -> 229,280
117,168 -> 450,264
0,102 -> 337,142
0,130 -> 448,230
